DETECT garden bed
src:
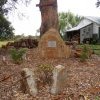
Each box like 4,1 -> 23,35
0,48 -> 100,100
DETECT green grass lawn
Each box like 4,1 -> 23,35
78,44 -> 100,56
91,45 -> 100,56
0,41 -> 13,48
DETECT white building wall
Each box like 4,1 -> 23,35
80,29 -> 84,43
80,24 -> 93,43
79,18 -> 100,43
93,23 -> 99,35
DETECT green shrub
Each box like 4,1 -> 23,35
91,34 -> 98,44
10,48 -> 26,64
80,45 -> 90,62
95,96 -> 100,100
35,64 -> 54,85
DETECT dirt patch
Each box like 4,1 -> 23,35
0,48 -> 100,100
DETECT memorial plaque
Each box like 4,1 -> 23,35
48,41 -> 56,47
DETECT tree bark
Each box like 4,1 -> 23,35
38,0 -> 59,36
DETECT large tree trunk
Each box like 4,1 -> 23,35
37,0 -> 59,36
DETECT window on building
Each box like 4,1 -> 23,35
83,29 -> 86,33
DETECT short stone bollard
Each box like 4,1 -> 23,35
20,68 -> 38,96
50,65 -> 67,95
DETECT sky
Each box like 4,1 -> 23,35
7,0 -> 100,36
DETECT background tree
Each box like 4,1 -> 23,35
96,0 -> 100,7
0,0 -> 18,15
0,0 -> 31,15
0,14 -> 14,40
59,11 -> 82,35
0,0 -> 8,14
0,0 -> 18,40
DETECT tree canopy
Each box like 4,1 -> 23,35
96,0 -> 100,7
0,0 -> 17,14
0,0 -> 31,15
0,14 -> 14,40
0,0 -> 16,40
58,11 -> 82,34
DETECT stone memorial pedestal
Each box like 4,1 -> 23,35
38,28 -> 71,58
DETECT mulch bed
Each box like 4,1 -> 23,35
0,48 -> 100,100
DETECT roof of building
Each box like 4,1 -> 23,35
86,16 -> 100,25
67,16 -> 100,32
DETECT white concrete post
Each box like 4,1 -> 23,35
21,68 -> 38,96
50,65 -> 67,95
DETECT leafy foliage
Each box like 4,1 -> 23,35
80,45 -> 91,62
0,0 -> 31,15
0,0 -> 15,41
35,64 -> 54,85
0,0 -> 7,14
10,48 -> 26,64
95,96 -> 100,100
0,0 -> 18,14
96,0 -> 100,7
58,11 -> 82,34
0,14 -> 14,40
